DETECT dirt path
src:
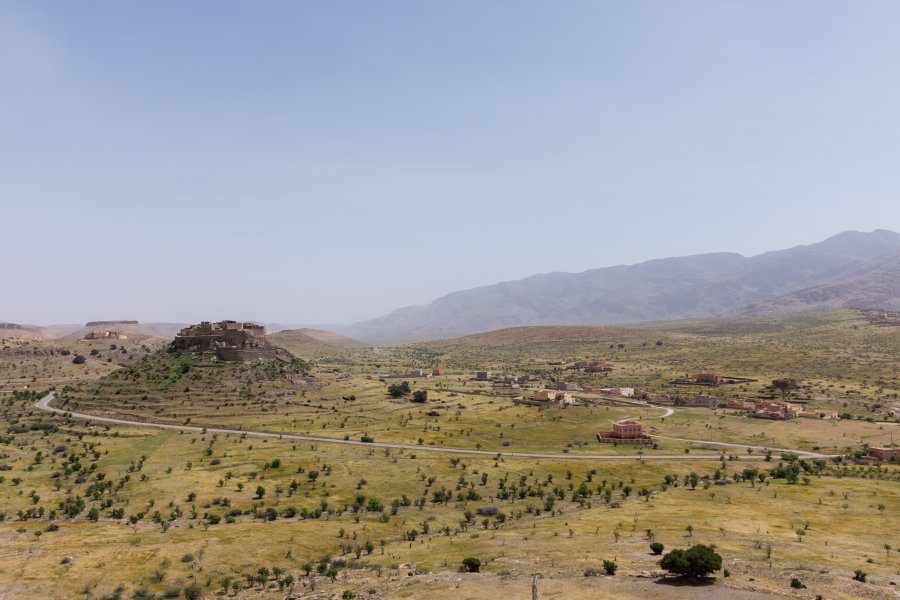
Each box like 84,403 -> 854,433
35,392 -> 829,461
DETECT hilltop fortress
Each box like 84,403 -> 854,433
172,320 -> 280,361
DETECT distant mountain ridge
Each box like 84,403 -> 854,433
340,230 -> 900,343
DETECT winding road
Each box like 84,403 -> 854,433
35,392 -> 830,461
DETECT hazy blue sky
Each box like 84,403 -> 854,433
3,1 -> 899,325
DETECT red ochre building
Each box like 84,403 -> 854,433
869,447 -> 900,463
597,419 -> 653,445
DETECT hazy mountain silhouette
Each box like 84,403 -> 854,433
340,230 -> 900,343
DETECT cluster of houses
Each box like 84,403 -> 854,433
860,308 -> 900,326
727,399 -> 838,420
597,419 -> 652,445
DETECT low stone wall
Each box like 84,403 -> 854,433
596,433 -> 653,445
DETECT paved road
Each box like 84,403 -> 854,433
35,392 -> 825,461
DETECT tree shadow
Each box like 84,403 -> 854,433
654,576 -> 717,587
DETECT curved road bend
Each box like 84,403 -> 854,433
35,393 -> 827,461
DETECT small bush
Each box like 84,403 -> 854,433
790,578 -> 805,589
602,560 -> 617,576
132,588 -> 157,600
650,542 -> 664,555
853,570 -> 867,583
182,584 -> 202,600
461,557 -> 481,573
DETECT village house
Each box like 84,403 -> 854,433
750,400 -> 802,420
532,389 -> 573,404
432,368 -> 445,376
688,394 -> 719,408
868,447 -> 900,462
799,409 -> 839,419
572,359 -> 614,372
586,360 -> 614,373
597,419 -> 652,445
475,370 -> 492,380
556,381 -> 580,392
728,399 -> 756,411
646,393 -> 674,405
591,387 -> 634,397
696,370 -> 723,384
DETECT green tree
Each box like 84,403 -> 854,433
411,390 -> 428,403
659,544 -> 723,579
388,382 -> 411,397
255,485 -> 265,499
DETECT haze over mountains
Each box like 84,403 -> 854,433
338,230 -> 900,343
4,230 -> 898,346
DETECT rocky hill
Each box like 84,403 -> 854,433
341,230 -> 900,343
742,252 -> 900,314
56,321 -> 166,344
268,328 -> 368,356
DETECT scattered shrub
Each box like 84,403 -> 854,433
461,557 -> 481,573
602,560 -> 617,576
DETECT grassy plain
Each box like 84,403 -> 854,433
0,309 -> 898,599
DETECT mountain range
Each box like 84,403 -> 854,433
338,229 -> 900,343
